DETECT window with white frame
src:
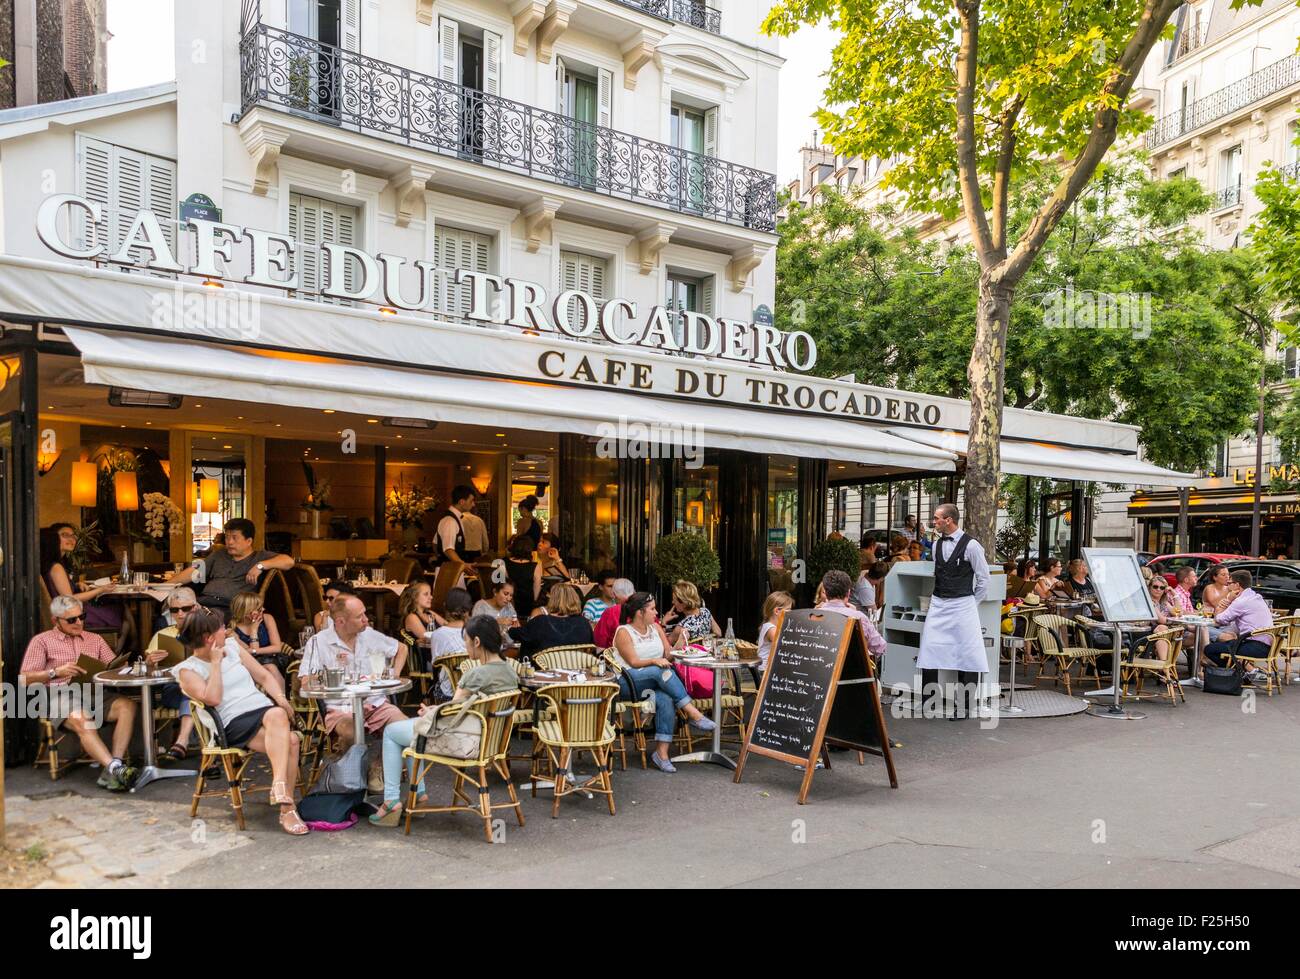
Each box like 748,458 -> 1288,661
1280,345 -> 1300,380
560,250 -> 608,333
1219,144 -> 1242,206
556,56 -> 612,187
76,135 -> 176,262
433,224 -> 493,322
437,17 -> 503,157
288,191 -> 360,301
665,270 -> 715,348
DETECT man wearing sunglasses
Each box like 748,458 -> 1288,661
20,595 -> 139,790
145,588 -> 200,760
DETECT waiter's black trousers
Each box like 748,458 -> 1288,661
921,669 -> 980,717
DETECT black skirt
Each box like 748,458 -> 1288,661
222,705 -> 274,749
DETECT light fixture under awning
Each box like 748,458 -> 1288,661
63,328 -> 957,472
886,427 -> 1194,486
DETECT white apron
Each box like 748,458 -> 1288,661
918,594 -> 988,673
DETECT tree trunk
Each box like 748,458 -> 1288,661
964,277 -> 1014,546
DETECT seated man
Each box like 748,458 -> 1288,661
1203,570 -> 1274,685
145,587 -> 199,760
168,517 -> 293,609
582,570 -> 618,624
299,594 -> 407,750
816,570 -> 887,658
20,596 -> 138,790
594,578 -> 635,649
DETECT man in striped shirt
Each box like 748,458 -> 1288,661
20,596 -> 138,790
582,570 -> 618,624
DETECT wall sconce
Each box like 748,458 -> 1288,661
471,475 -> 492,495
114,471 -> 139,511
37,447 -> 62,476
686,501 -> 704,527
200,478 -> 220,514
595,498 -> 617,524
71,461 -> 98,507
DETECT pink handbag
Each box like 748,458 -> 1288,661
674,662 -> 715,699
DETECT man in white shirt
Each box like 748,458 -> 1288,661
299,595 -> 407,747
917,503 -> 991,720
436,485 -> 477,587
460,507 -> 489,561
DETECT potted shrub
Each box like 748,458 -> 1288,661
652,531 -> 721,591
807,534 -> 862,589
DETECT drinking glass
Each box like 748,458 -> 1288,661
369,649 -> 386,679
383,648 -> 397,680
373,569 -> 385,585
357,569 -> 369,586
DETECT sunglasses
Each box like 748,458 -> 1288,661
170,604 -> 196,614
61,614 -> 86,624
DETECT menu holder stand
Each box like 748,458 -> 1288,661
734,609 -> 898,804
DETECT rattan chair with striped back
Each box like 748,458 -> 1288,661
531,680 -> 620,818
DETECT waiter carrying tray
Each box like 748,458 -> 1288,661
918,503 -> 990,720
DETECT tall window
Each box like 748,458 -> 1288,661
288,191 -> 359,300
433,224 -> 492,321
76,135 -> 176,262
671,102 -> 718,211
557,57 -> 612,187
437,17 -> 502,157
560,250 -> 607,334
1219,144 -> 1242,207
1281,345 -> 1300,381
665,272 -> 715,348
286,0 -> 357,117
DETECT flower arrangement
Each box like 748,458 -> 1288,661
386,482 -> 439,529
301,461 -> 333,512
142,493 -> 183,543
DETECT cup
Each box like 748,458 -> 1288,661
373,569 -> 385,585
323,667 -> 344,690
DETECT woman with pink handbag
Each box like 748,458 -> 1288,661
611,592 -> 715,774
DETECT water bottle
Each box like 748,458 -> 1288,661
119,549 -> 130,582
724,617 -> 736,658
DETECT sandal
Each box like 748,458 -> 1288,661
165,743 -> 188,761
279,807 -> 309,835
368,800 -> 403,827
269,780 -> 295,806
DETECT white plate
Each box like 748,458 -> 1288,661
371,679 -> 401,688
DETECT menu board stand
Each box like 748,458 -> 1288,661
734,609 -> 898,804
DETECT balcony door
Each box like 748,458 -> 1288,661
670,102 -> 717,213
557,59 -> 612,189
287,0 -> 358,119
438,18 -> 501,160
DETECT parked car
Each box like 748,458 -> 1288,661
1135,551 -> 1156,567
1191,560 -> 1300,613
1146,553 -> 1238,587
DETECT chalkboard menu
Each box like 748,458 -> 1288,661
748,609 -> 844,759
735,608 -> 898,804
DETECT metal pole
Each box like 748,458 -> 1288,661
1023,476 -> 1033,562
1251,338 -> 1266,556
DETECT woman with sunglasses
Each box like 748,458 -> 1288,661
145,587 -> 201,761
40,523 -> 135,654
173,607 -> 307,835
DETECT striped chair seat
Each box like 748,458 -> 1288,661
536,718 -> 616,748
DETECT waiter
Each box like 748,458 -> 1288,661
918,503 -> 990,720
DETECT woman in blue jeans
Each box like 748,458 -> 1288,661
612,592 -> 714,774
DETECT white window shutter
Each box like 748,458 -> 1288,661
483,30 -> 501,96
437,17 -> 459,83
342,0 -> 361,51
556,56 -> 567,115
589,256 -> 606,299
113,148 -> 146,260
701,276 -> 714,316
145,157 -> 177,254
597,68 -> 612,128
435,225 -> 493,319
76,135 -> 112,253
703,107 -> 718,158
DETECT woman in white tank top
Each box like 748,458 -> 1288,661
612,592 -> 714,774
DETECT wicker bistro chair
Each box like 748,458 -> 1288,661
598,649 -> 651,771
401,691 -> 525,843
432,652 -> 470,694
188,699 -> 303,830
34,717 -> 90,781
534,646 -> 599,671
1226,625 -> 1287,697
286,660 -> 329,791
1119,626 -> 1186,706
400,628 -> 436,704
531,681 -> 620,818
1274,615 -> 1300,686
1031,614 -> 1101,696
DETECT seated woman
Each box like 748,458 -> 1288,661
314,582 -> 357,632
509,583 -> 593,658
41,523 -> 134,654
228,591 -> 286,693
172,607 -> 306,835
612,592 -> 715,774
429,587 -> 474,699
473,580 -> 520,640
398,580 -> 444,642
533,532 -> 572,606
1034,558 -> 1062,600
371,614 -> 520,826
663,580 -> 721,648
1055,559 -> 1096,602
505,536 -> 539,621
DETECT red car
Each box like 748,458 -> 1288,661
1146,553 -> 1239,587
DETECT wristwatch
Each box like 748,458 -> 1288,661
49,668 -> 57,680
256,562 -> 265,573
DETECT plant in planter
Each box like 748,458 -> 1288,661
808,534 -> 862,587
386,481 -> 439,541
301,461 -> 333,538
651,531 -> 720,590
138,492 -> 184,560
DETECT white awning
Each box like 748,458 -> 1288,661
885,427 -> 1193,486
64,327 -> 957,471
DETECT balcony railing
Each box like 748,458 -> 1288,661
1146,53 -> 1300,149
239,24 -> 775,231
618,0 -> 721,34
1171,21 -> 1206,62
1212,182 -> 1242,211
1280,161 -> 1300,180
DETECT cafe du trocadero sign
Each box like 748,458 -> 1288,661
34,194 -> 944,427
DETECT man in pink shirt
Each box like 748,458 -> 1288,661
594,578 -> 635,648
20,596 -> 139,790
1205,570 -> 1274,684
815,570 -> 887,657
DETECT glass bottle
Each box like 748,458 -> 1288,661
723,617 -> 736,658
119,548 -> 130,583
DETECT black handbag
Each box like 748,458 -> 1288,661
1202,664 -> 1243,695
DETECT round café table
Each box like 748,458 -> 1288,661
670,656 -> 758,770
93,670 -> 196,791
298,677 -> 412,746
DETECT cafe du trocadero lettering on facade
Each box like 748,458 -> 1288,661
33,194 -> 943,427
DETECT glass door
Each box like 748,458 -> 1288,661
560,64 -> 599,188
287,0 -> 342,118
671,104 -> 706,211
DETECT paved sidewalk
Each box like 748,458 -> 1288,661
4,679 -> 1300,888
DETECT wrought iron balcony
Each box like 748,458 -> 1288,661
1146,53 -> 1300,149
238,23 -> 775,231
1170,20 -> 1206,62
617,0 -> 721,34
1212,182 -> 1242,211
1280,161 -> 1300,181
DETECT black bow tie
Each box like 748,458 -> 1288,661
940,536 -> 954,542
